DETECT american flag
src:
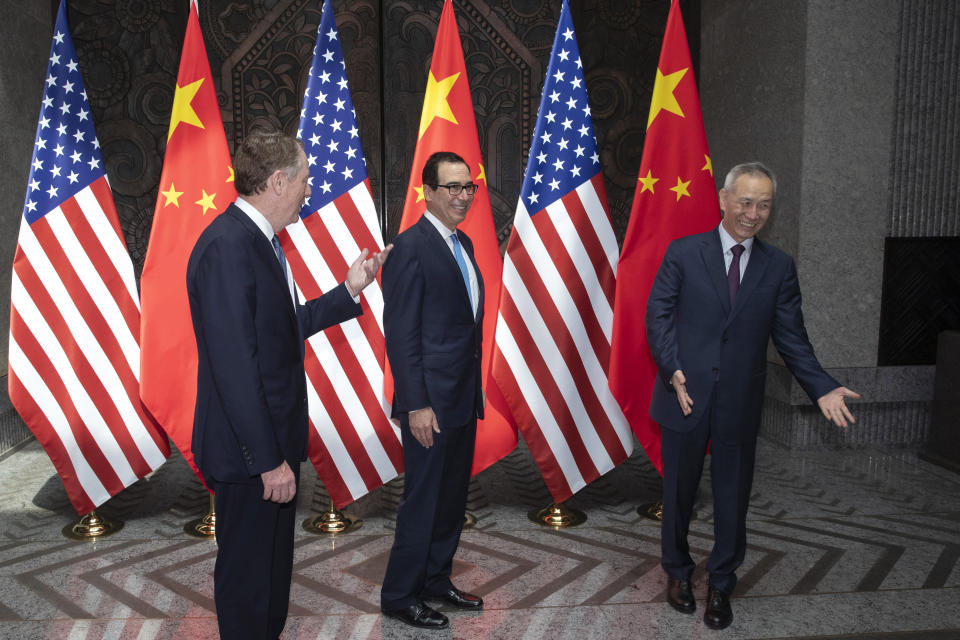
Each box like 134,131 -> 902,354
491,0 -> 633,503
281,0 -> 402,508
7,0 -> 169,515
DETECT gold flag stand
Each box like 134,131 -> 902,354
302,499 -> 362,536
62,510 -> 123,540
528,502 -> 586,528
637,500 -> 663,521
463,511 -> 477,529
637,500 -> 696,522
184,494 -> 216,538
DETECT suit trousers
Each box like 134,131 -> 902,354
380,419 -> 477,610
213,469 -> 299,640
660,392 -> 757,594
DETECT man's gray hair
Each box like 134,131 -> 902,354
723,161 -> 777,197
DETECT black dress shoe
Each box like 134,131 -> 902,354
703,584 -> 733,630
666,577 -> 696,613
429,587 -> 483,609
383,602 -> 449,629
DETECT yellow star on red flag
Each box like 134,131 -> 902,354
638,170 -> 658,194
647,67 -> 687,128
168,78 -> 205,142
418,71 -> 460,139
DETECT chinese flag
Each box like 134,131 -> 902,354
608,0 -> 720,475
396,0 -> 517,475
139,1 -> 236,478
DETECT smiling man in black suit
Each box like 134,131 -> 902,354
380,151 -> 486,630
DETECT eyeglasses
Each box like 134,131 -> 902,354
429,183 -> 478,196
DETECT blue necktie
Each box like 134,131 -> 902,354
271,235 -> 287,274
450,233 -> 474,313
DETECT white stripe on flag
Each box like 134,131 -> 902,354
73,185 -> 140,310
543,194 -> 613,340
308,329 -> 399,483
8,337 -> 111,505
494,311 -> 586,492
10,269 -> 138,485
23,215 -> 166,467
500,254 -> 614,471
512,209 -> 627,449
576,179 -> 620,274
305,381 -> 367,499
46,208 -> 141,378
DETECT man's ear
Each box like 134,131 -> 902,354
270,170 -> 284,195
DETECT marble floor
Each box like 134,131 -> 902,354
0,436 -> 958,640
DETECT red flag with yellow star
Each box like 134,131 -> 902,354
139,0 -> 236,478
396,0 -> 516,474
608,0 -> 720,475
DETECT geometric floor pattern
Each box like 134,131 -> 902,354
1,437 -> 958,639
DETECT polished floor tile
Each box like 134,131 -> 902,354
0,437 -> 958,639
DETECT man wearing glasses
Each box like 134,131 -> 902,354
380,151 -> 485,630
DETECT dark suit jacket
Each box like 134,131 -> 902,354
187,203 -> 362,485
646,228 -> 838,443
382,214 -> 484,428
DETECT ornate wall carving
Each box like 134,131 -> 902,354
67,0 -> 698,270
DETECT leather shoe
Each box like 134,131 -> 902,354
703,584 -> 733,630
428,586 -> 483,609
666,577 -> 695,613
382,602 -> 449,629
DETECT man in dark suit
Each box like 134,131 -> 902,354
380,151 -> 486,630
646,162 -> 859,630
187,130 -> 390,639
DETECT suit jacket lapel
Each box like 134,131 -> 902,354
417,216 -> 475,317
228,205 -> 297,322
700,229 -> 731,317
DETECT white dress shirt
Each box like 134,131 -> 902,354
717,222 -> 755,283
423,210 -> 479,317
234,197 -> 296,305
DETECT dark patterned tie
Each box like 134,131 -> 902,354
271,235 -> 287,275
728,243 -> 745,304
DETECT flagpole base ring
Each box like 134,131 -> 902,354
302,508 -> 362,536
637,500 -> 663,522
528,502 -> 586,528
184,494 -> 216,538
62,510 -> 124,541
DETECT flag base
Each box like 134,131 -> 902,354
183,495 -> 216,538
302,501 -> 362,536
528,502 -> 586,528
637,500 -> 663,521
463,511 -> 477,529
62,510 -> 124,540
636,500 -> 696,522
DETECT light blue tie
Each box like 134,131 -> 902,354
271,235 -> 287,275
450,233 -> 474,313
